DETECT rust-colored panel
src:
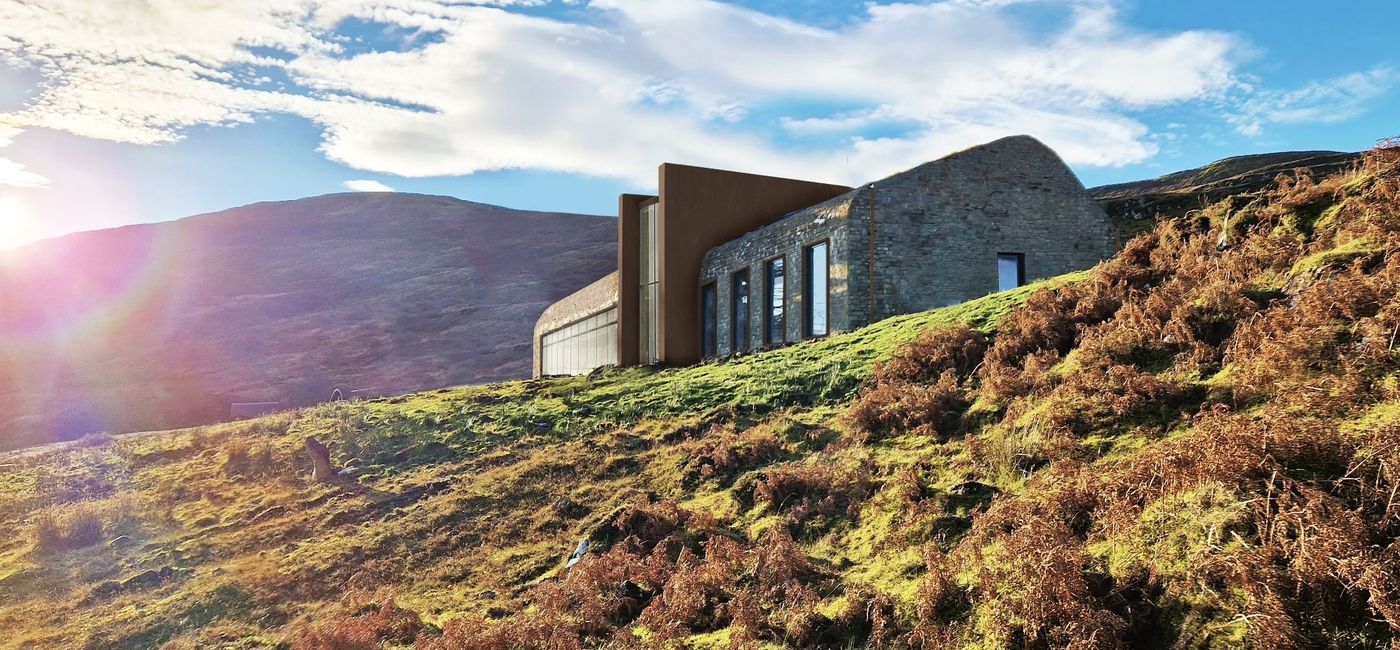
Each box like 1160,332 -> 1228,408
616,194 -> 650,367
655,164 -> 850,366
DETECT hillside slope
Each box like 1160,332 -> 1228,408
1091,149 -> 1359,227
1,142 -> 1399,649
0,193 -> 616,450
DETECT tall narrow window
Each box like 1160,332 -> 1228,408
731,269 -> 750,353
765,257 -> 786,345
639,202 -> 660,363
700,282 -> 718,358
803,241 -> 829,338
998,253 -> 1025,292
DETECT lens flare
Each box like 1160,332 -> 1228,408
0,220 -> 192,445
0,195 -> 39,249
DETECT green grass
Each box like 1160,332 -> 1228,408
342,271 -> 1080,454
1289,237 -> 1384,277
0,273 -> 1073,650
7,153 -> 1396,649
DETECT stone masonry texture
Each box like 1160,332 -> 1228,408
699,135 -> 1116,357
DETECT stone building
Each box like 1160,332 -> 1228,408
534,135 -> 1117,375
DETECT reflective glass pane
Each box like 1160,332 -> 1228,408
766,257 -> 785,344
732,269 -> 750,353
805,242 -> 828,337
700,283 -> 717,358
998,253 -> 1024,292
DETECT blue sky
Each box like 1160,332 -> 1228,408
0,0 -> 1396,248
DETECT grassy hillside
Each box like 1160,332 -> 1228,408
2,142 -> 1399,649
0,193 -> 616,450
1090,149 -> 1359,235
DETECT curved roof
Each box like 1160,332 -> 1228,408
534,271 -> 619,338
700,135 -> 1095,268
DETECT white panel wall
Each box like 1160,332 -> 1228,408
540,308 -> 619,376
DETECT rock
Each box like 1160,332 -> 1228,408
477,590 -> 497,600
305,436 -> 338,483
565,539 -> 589,569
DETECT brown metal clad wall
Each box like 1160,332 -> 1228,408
655,164 -> 850,366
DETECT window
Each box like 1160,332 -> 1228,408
803,241 -> 829,337
998,253 -> 1025,292
764,256 -> 786,345
639,202 -> 660,363
700,281 -> 718,358
731,269 -> 750,353
541,308 -> 618,375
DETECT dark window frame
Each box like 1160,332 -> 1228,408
802,239 -> 831,339
997,252 -> 1026,291
763,254 -> 787,346
700,280 -> 718,358
730,267 -> 751,353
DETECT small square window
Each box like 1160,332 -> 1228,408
998,253 -> 1025,292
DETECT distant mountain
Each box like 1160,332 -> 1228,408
0,193 -> 616,450
1091,149 -> 1360,226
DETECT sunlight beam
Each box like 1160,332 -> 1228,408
0,194 -> 41,249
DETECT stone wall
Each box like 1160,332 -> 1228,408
695,135 -> 1118,359
698,194 -> 855,356
853,135 -> 1116,319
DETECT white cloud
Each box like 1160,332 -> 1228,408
0,126 -> 47,188
343,179 -> 394,192
0,157 -> 46,189
0,0 -> 1369,189
288,0 -> 1245,183
1228,66 -> 1398,137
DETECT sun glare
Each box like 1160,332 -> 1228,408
0,195 -> 39,249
